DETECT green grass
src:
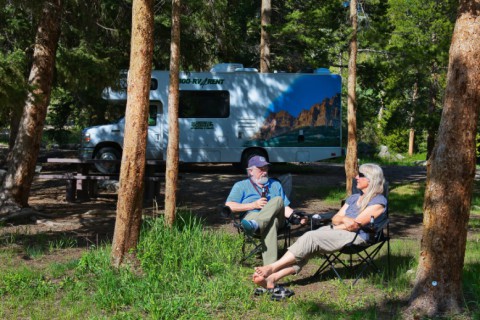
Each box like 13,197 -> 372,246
387,180 -> 480,217
322,152 -> 428,167
1,208 -> 479,319
296,185 -> 347,206
389,182 -> 425,215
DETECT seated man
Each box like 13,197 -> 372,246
225,156 -> 304,265
252,163 -> 387,290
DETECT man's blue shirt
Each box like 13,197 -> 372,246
226,178 -> 290,214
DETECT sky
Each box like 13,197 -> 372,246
268,74 -> 341,117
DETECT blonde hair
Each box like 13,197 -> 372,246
358,163 -> 385,212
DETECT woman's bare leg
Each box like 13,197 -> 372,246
254,251 -> 296,278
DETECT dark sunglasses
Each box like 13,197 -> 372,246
358,172 -> 366,178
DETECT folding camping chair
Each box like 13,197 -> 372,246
221,174 -> 293,264
221,205 -> 292,264
313,180 -> 390,285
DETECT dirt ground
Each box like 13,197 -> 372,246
0,148 -> 430,246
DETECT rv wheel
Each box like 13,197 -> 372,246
94,147 -> 121,174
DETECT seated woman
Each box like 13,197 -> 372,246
252,163 -> 387,290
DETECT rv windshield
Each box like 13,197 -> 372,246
109,104 -> 157,125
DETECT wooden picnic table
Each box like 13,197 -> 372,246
37,158 -> 165,203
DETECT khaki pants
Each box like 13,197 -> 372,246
288,226 -> 367,273
243,197 -> 285,265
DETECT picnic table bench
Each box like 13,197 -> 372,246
37,158 -> 165,203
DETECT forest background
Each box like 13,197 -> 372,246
0,0 -> 459,156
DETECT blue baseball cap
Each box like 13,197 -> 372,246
248,156 -> 270,168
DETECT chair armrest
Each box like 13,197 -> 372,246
219,205 -> 232,217
307,211 -> 336,230
353,218 -> 389,244
219,205 -> 248,225
359,217 -> 389,233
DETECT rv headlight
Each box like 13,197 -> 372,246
84,133 -> 91,143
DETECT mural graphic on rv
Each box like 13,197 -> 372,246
244,76 -> 341,148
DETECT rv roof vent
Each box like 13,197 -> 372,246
234,67 -> 258,72
315,68 -> 331,74
210,63 -> 244,72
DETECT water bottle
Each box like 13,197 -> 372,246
370,216 -> 375,231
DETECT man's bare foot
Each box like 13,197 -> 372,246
253,272 -> 275,289
255,265 -> 273,278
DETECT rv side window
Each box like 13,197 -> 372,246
150,79 -> 158,90
179,90 -> 230,118
148,104 -> 158,126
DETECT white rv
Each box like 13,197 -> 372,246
79,64 -> 342,173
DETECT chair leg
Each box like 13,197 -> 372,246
241,243 -> 263,263
350,242 -> 386,285
240,233 -> 264,264
314,252 -> 345,281
386,239 -> 390,280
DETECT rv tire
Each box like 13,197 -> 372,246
94,146 -> 121,174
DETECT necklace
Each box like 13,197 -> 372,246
249,178 -> 268,196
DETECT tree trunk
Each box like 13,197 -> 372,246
0,0 -> 62,216
377,94 -> 384,129
408,128 -> 415,156
111,0 -> 154,268
8,105 -> 23,152
260,0 -> 271,73
406,0 -> 480,317
345,0 -> 358,195
426,66 -> 440,160
164,0 -> 181,227
408,82 -> 418,156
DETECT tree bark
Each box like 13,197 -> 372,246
426,66 -> 440,160
0,0 -> 62,216
164,0 -> 181,227
408,82 -> 418,156
8,105 -> 23,152
406,0 -> 480,317
260,0 -> 271,73
408,128 -> 415,156
111,0 -> 154,268
345,0 -> 358,195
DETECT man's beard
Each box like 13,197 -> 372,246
255,176 -> 269,185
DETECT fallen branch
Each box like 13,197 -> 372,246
0,207 -> 52,223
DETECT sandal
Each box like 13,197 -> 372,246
254,287 -> 270,296
253,285 -> 280,296
270,286 -> 294,301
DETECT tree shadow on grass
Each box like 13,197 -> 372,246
281,253 -> 415,288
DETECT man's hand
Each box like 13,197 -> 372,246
255,197 -> 268,209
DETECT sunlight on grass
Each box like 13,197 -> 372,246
389,182 -> 425,215
471,181 -> 480,215
388,180 -> 480,217
325,153 -> 428,166
296,185 -> 346,206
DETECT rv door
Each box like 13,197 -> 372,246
146,103 -> 163,160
